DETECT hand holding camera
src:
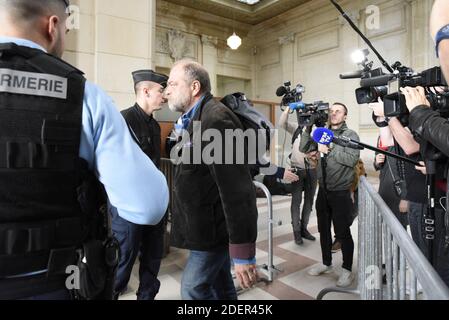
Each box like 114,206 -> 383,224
400,86 -> 431,112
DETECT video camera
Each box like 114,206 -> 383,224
343,49 -> 449,122
276,82 -> 330,127
276,81 -> 305,106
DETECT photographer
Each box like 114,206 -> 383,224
373,131 -> 409,230
370,101 -> 428,257
300,103 -> 360,288
401,86 -> 449,286
279,107 -> 318,245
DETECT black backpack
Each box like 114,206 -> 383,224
220,92 -> 274,155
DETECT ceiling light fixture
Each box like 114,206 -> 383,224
227,32 -> 242,50
227,10 -> 242,50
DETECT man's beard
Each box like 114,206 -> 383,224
330,118 -> 345,127
168,94 -> 191,113
168,103 -> 184,113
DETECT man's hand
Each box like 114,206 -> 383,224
400,86 -> 431,112
369,98 -> 385,118
375,154 -> 386,165
415,161 -> 427,175
234,263 -> 259,289
283,169 -> 299,183
399,200 -> 409,214
318,144 -> 330,155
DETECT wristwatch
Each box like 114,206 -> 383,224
435,24 -> 449,58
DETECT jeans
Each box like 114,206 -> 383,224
316,189 -> 355,272
408,202 -> 429,258
181,249 -> 237,300
111,206 -> 166,300
291,169 -> 317,232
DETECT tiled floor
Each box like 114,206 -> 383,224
120,182 -> 372,301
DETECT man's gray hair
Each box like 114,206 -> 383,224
0,0 -> 68,21
175,59 -> 212,94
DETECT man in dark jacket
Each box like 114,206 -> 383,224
402,86 -> 449,286
300,103 -> 360,288
165,60 -> 258,300
112,70 -> 169,300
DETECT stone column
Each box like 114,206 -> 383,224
201,35 -> 219,95
409,0 -> 438,70
278,33 -> 295,85
148,0 -> 157,69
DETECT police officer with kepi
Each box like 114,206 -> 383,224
112,70 -> 169,300
0,0 -> 169,300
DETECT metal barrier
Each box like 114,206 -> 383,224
318,176 -> 449,300
253,181 -> 282,282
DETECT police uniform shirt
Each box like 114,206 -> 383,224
121,103 -> 161,168
0,36 -> 169,226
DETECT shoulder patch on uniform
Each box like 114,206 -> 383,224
0,68 -> 67,99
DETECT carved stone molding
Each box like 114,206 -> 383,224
278,33 -> 295,46
168,29 -> 188,61
201,35 -> 218,48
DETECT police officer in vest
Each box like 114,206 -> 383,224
0,0 -> 169,300
112,70 -> 168,300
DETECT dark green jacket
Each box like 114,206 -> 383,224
299,123 -> 360,191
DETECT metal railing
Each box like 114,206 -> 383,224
318,176 -> 449,300
253,181 -> 282,283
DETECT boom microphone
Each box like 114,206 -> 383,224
339,70 -> 364,80
360,74 -> 395,88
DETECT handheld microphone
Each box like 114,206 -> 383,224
312,128 -> 364,150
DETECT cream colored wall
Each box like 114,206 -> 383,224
64,0 -> 437,168
64,0 -> 157,110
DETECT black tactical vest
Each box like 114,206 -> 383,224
0,43 -> 100,297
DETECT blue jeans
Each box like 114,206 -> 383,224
111,206 -> 166,300
181,250 -> 237,300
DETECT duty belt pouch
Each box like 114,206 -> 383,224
76,240 -> 107,299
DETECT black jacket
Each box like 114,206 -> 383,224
121,104 -> 161,168
170,93 -> 258,260
409,105 -> 449,158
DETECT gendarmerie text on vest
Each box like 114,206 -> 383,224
0,68 -> 67,99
